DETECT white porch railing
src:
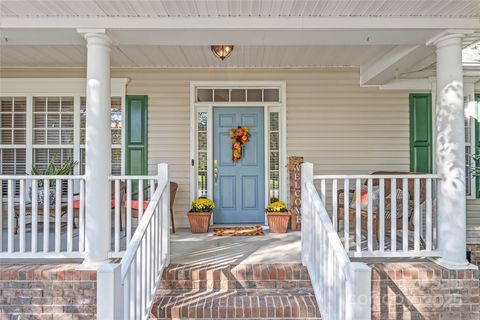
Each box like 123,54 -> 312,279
302,163 -> 371,320
97,164 -> 170,320
314,173 -> 440,257
109,174 -> 160,256
0,175 -> 86,259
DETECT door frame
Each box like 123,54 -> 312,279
189,81 -> 287,224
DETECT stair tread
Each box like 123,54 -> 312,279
151,288 -> 321,319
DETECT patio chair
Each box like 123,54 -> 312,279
126,181 -> 178,233
336,171 -> 427,246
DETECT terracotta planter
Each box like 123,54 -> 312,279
266,211 -> 291,233
187,211 -> 212,233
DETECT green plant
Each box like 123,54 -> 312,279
266,201 -> 288,213
30,155 -> 78,187
191,198 -> 215,212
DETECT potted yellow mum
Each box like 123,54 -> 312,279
187,198 -> 215,233
265,201 -> 291,233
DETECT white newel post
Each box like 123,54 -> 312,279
431,33 -> 470,268
301,162 -> 314,267
79,30 -> 112,268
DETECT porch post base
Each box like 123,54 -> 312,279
435,257 -> 478,270
76,259 -> 111,271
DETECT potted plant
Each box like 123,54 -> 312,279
187,198 -> 215,233
265,201 -> 291,233
29,155 -> 78,206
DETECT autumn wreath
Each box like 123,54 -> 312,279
229,126 -> 250,163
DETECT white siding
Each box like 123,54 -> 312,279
1,67 -> 478,243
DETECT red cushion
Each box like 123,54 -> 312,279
73,199 -> 116,209
125,200 -> 150,210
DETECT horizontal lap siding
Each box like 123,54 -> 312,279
2,67 -> 479,243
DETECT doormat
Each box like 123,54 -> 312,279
213,226 -> 264,236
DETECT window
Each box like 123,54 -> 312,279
197,111 -> 208,197
33,97 -> 74,170
0,95 -> 124,180
0,97 -> 27,175
80,97 -> 123,175
269,111 -> 280,203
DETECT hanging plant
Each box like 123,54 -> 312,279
229,126 -> 250,163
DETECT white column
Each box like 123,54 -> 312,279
79,30 -> 112,268
432,33 -> 470,268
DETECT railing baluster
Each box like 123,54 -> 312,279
332,179 -> 338,231
43,179 -> 49,253
390,179 -> 397,253
67,179 -> 73,253
55,179 -> 61,253
31,180 -> 38,253
414,178 -> 420,252
138,179 -> 144,221
379,179 -> 385,252
320,179 -> 326,204
367,178 -> 373,252
131,258 -> 137,319
7,179 -> 14,253
426,178 -> 432,251
115,179 -> 120,253
79,179 -> 85,253
355,178 -> 361,253
402,178 -> 409,252
127,179 -> 132,245
124,269 -> 130,318
19,179 -> 25,253
343,179 -> 349,250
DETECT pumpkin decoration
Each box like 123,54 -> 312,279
230,126 -> 250,163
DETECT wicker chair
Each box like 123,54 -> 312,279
337,171 -> 427,245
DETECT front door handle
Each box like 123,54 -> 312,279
214,160 -> 219,183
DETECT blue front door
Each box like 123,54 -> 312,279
213,107 -> 265,224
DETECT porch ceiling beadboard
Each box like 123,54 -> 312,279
2,0 -> 480,18
1,66 -> 479,241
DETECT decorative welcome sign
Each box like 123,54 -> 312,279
289,156 -> 304,231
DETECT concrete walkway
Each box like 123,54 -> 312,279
170,227 -> 301,265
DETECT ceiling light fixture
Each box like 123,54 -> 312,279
211,45 -> 234,60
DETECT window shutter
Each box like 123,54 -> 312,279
125,95 -> 148,176
409,93 -> 433,173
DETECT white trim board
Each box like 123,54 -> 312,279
189,81 -> 287,224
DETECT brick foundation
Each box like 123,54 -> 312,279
369,262 -> 480,320
0,264 -> 96,320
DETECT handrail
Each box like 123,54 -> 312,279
108,175 -> 158,180
0,175 -> 85,180
120,179 -> 166,280
307,181 -> 351,276
97,163 -> 170,320
302,163 -> 371,320
314,174 -> 440,179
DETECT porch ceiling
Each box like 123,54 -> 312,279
1,0 -> 480,18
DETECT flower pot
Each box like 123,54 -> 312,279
266,211 -> 291,233
29,186 -> 56,206
187,211 -> 212,233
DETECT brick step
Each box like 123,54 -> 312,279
4,313 -> 96,320
161,263 -> 312,290
151,288 -> 321,319
0,304 -> 95,314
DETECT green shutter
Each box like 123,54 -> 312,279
475,94 -> 480,197
125,95 -> 148,176
409,93 -> 432,173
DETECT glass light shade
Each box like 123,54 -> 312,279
211,45 -> 234,60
